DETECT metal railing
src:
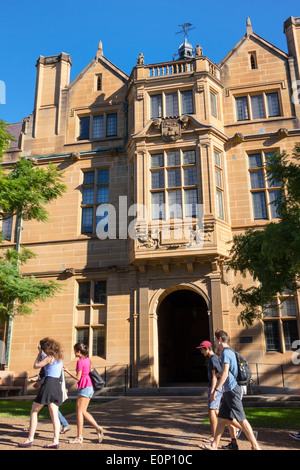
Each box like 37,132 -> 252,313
94,364 -> 132,395
249,362 -> 300,389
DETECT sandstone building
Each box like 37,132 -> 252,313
1,17 -> 300,389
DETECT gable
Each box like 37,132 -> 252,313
219,34 -> 289,89
220,32 -> 288,68
68,55 -> 129,111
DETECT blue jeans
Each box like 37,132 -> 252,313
58,410 -> 69,429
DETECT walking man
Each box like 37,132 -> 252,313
200,329 -> 261,450
197,340 -> 223,442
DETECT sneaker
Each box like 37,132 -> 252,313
221,441 -> 239,450
289,432 -> 300,441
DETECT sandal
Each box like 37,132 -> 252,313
198,443 -> 215,450
43,443 -> 59,449
96,425 -> 104,443
202,437 -> 213,444
68,437 -> 83,444
60,427 -> 70,434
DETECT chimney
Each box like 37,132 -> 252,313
284,17 -> 300,81
33,53 -> 72,137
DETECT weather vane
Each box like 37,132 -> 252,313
176,22 -> 196,40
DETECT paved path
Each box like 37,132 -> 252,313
0,397 -> 299,451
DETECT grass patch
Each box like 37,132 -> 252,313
203,408 -> 300,430
0,401 -> 99,419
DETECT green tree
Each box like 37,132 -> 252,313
0,120 -> 66,320
226,144 -> 300,327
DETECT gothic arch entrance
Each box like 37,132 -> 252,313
157,288 -> 209,385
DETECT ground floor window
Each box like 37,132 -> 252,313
76,326 -> 106,357
76,280 -> 107,358
263,295 -> 299,353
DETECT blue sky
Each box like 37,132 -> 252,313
0,0 -> 299,124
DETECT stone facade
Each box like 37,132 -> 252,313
1,17 -> 300,389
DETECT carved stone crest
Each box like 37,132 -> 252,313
152,116 -> 189,142
161,118 -> 181,142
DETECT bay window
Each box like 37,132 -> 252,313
150,90 -> 194,118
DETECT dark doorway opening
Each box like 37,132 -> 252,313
158,289 -> 210,386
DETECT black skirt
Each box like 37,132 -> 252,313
34,376 -> 63,406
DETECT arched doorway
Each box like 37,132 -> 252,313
158,289 -> 209,386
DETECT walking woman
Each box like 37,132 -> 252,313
63,342 -> 104,444
18,338 -> 64,448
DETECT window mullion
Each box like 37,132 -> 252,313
247,95 -> 253,120
262,92 -> 267,118
93,179 -> 97,234
262,152 -> 272,220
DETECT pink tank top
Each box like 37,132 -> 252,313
76,357 -> 93,389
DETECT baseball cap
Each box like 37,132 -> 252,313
196,340 -> 212,349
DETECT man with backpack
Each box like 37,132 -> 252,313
200,329 -> 261,450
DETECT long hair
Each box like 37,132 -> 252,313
74,342 -> 89,358
40,337 -> 63,361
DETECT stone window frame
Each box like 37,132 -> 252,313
77,111 -> 118,141
263,293 -> 299,354
76,279 -> 107,358
210,89 -> 218,118
149,89 -> 194,119
95,73 -> 102,92
235,90 -> 282,122
249,51 -> 258,70
214,149 -> 224,220
247,149 -> 282,221
0,214 -> 14,241
81,168 -> 110,235
150,148 -> 198,221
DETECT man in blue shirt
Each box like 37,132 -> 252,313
200,329 -> 260,450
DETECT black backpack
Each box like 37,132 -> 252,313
228,348 -> 252,386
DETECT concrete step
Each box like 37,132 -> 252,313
125,386 -> 208,396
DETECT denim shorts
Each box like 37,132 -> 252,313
207,386 -> 223,410
78,386 -> 94,398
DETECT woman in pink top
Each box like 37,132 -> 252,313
63,342 -> 104,444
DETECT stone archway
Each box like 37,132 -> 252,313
157,288 -> 209,386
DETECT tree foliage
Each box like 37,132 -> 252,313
226,144 -> 300,327
0,120 -> 67,321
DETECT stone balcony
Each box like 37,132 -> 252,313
128,214 -> 232,272
131,56 -> 221,82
